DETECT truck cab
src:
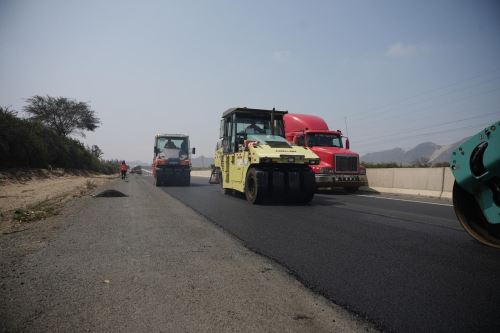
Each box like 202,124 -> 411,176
153,134 -> 195,186
284,114 -> 367,192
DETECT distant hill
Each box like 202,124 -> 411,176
362,148 -> 405,164
427,137 -> 469,163
404,142 -> 441,163
361,139 -> 467,165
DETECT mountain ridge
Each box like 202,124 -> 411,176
360,138 -> 467,165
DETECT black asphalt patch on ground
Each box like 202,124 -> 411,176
94,189 -> 127,197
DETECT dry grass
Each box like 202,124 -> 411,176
13,198 -> 61,223
85,180 -> 97,189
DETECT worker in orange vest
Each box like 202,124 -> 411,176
120,160 -> 128,179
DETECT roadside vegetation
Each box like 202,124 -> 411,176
0,97 -> 119,174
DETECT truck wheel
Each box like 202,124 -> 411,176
345,187 -> 359,193
301,191 -> 314,204
155,177 -> 162,187
245,168 -> 264,204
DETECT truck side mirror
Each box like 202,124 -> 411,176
345,138 -> 350,149
192,147 -> 196,155
154,147 -> 158,155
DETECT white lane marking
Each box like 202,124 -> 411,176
141,169 -> 153,175
354,194 -> 453,207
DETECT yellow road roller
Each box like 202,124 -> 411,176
212,107 -> 320,204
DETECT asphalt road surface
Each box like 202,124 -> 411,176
151,175 -> 500,333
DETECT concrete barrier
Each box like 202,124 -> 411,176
441,168 -> 454,199
156,167 -> 455,200
191,170 -> 211,178
363,167 -> 453,200
142,169 -> 211,178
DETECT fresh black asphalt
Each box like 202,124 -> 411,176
150,176 -> 500,333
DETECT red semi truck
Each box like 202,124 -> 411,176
284,113 -> 367,192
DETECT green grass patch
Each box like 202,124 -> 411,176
14,207 -> 57,222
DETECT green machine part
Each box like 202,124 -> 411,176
450,121 -> 500,248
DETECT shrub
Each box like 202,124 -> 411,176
0,107 -> 118,174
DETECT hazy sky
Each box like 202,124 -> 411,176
1,0 -> 499,162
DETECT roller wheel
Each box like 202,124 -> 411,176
453,181 -> 500,248
299,168 -> 315,204
220,173 -> 230,195
245,168 -> 264,204
183,174 -> 191,186
300,191 -> 314,204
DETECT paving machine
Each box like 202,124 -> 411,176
450,121 -> 500,248
212,107 -> 320,204
153,133 -> 195,186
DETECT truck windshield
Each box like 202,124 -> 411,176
156,137 -> 189,158
235,116 -> 285,137
306,133 -> 342,148
247,134 -> 291,148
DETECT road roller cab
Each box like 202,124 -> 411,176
450,121 -> 500,248
213,107 -> 320,204
153,134 -> 195,186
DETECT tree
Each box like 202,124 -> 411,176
0,105 -> 17,117
24,95 -> 100,137
411,157 -> 431,168
432,161 -> 450,167
90,145 -> 103,158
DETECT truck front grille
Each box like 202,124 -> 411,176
335,155 -> 358,172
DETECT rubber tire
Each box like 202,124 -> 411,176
220,173 -> 230,195
183,174 -> 191,186
344,187 -> 359,193
155,177 -> 162,187
453,181 -> 500,248
299,168 -> 315,204
300,192 -> 315,204
245,168 -> 264,204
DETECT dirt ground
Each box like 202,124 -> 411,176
0,169 -> 115,233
